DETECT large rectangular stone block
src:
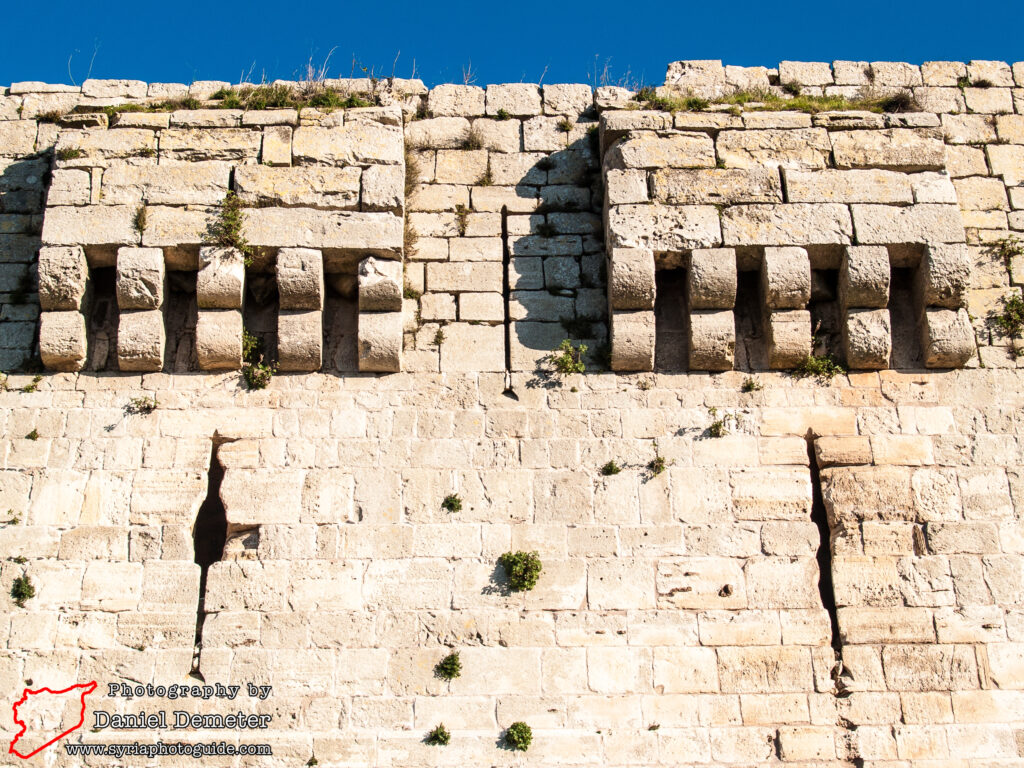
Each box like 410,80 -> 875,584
277,247 -> 324,311
605,132 -> 716,170
39,310 -> 87,371
277,310 -> 322,372
53,128 -> 156,167
41,205 -> 140,247
784,168 -> 914,204
687,248 -> 737,310
716,128 -> 831,169
358,256 -> 402,311
115,247 -> 164,310
610,310 -> 655,371
292,123 -> 403,166
100,162 -> 232,206
761,246 -> 811,310
914,243 -> 970,309
650,167 -> 783,204
234,165 -> 361,210
426,262 -> 502,293
840,246 -> 890,309
608,204 -> 722,251
657,557 -> 746,609
159,128 -> 261,161
38,246 -> 88,310
140,206 -> 213,248
358,311 -> 402,372
766,310 -> 812,369
830,128 -> 946,171
439,323 -> 504,372
722,204 -> 852,246
196,309 -> 242,370
688,310 -> 735,371
921,308 -> 975,368
242,208 -> 402,255
843,308 -> 892,370
609,248 -> 655,310
851,204 -> 966,245
117,309 -> 165,372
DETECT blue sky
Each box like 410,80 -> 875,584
3,0 -> 1021,89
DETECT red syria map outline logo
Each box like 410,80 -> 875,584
8,681 -> 97,759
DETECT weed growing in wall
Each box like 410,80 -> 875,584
55,147 -> 85,161
504,722 -> 532,751
24,429 -> 38,441
706,407 -> 736,438
993,294 -> 1024,339
549,340 -> 587,376
133,206 -> 147,235
207,192 -> 253,266
126,396 -> 158,415
454,205 -> 469,237
425,724 -> 451,746
441,494 -> 462,513
434,652 -> 462,680
600,460 -> 622,476
21,375 -> 42,393
741,376 -> 763,392
498,551 -> 543,592
241,329 -> 276,390
792,354 -> 847,383
11,574 -> 34,607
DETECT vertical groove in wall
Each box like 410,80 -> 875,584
190,440 -> 228,680
500,205 -> 516,397
806,437 -> 841,651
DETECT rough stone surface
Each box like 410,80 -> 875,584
610,310 -> 655,371
37,246 -> 88,311
196,309 -> 242,370
766,310 -> 812,368
38,311 -> 87,370
688,310 -> 736,370
722,204 -> 852,246
358,310 -> 402,372
358,256 -> 403,312
921,308 -> 975,368
115,247 -> 164,310
687,248 -> 737,310
761,247 -> 811,309
117,310 -> 165,371
843,308 -> 892,369
608,248 -> 655,310
196,247 -> 245,310
277,310 -> 322,372
276,248 -> 324,311
840,246 -> 891,309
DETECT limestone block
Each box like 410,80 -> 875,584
38,246 -> 88,311
722,204 -> 852,246
689,310 -> 735,371
117,310 -> 164,372
688,248 -> 737,310
921,308 -> 975,368
277,310 -> 322,372
235,165 -> 361,210
406,116 -> 471,150
39,311 -> 87,371
779,61 -> 834,86
914,244 -> 971,309
196,310 -> 242,370
426,262 -> 502,293
761,247 -> 810,310
605,132 -> 716,170
486,83 -> 542,116
716,129 -> 831,170
605,169 -> 649,206
650,167 -> 783,205
964,87 -> 1014,114
459,292 -> 503,322
664,60 -> 727,97
427,84 -> 486,117
726,65 -> 772,90
361,165 -> 404,214
292,123 -> 403,166
358,311 -> 402,372
159,128 -> 261,161
53,129 -> 156,167
840,246 -> 890,309
843,308 -> 892,370
608,248 -> 655,310
358,256 -> 402,311
607,204 -> 721,251
766,310 -> 812,369
261,125 -> 291,166
82,78 -> 146,98
869,61 -> 923,86
99,162 -> 232,207
543,84 -> 593,115
116,247 -> 164,310
610,310 -> 655,371
276,247 -> 324,311
815,436 -> 873,467
440,323 -> 504,372
830,129 -> 946,171
987,145 -> 1024,185
242,208 -> 402,256
0,120 -> 38,157
657,557 -> 746,608
784,168 -> 914,204
46,169 -> 91,206
140,206 -> 213,248
197,247 -> 245,310
851,204 -> 966,245
41,205 -> 139,247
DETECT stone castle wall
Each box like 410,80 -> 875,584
0,59 -> 1023,767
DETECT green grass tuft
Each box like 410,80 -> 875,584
498,551 -> 543,592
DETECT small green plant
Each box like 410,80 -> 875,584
403,285 -> 422,300
425,724 -> 451,746
24,429 -> 38,441
648,723 -> 660,731
647,441 -> 668,477
707,407 -> 737,438
55,147 -> 85,161
434,651 -> 462,680
126,396 -> 157,415
504,721 -> 532,751
477,167 -> 493,186
972,78 -> 994,89
7,512 -> 21,525
242,360 -> 276,390
11,574 -> 35,607
462,131 -> 483,150
434,328 -> 446,347
549,339 -> 587,376
306,757 -> 318,767
454,204 -> 469,236
556,118 -> 574,132
876,91 -> 919,113
21,375 -> 43,393
637,378 -> 652,391
781,81 -> 803,96
792,354 -> 847,382
242,329 -> 260,362
495,108 -> 511,121
957,75 -> 972,89
994,236 -> 1024,267
36,110 -> 65,124
600,460 -> 621,476
498,551 -> 543,592
10,556 -> 27,564
207,191 -> 252,265
993,294 -> 1024,338
133,206 -> 147,234
741,376 -> 763,393
441,493 -> 463,513
136,147 -> 156,158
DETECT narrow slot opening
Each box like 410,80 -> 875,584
888,266 -> 923,368
807,438 -> 841,651
322,271 -> 359,373
242,265 -> 279,365
809,268 -> 841,357
163,270 -> 198,372
654,266 -> 688,371
85,266 -> 119,371
190,440 -> 229,680
733,268 -> 765,371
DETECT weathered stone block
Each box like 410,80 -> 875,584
46,169 -> 91,206
543,84 -> 593,115
608,248 -> 655,310
39,311 -> 87,371
261,125 -> 291,166
292,123 -> 403,166
41,205 -> 139,247
657,557 -> 746,608
440,323 -> 504,372
426,262 -> 502,293
196,310 -> 242,370
100,162 -> 231,206
38,246 -> 88,311
687,248 -> 737,309
605,132 -> 716,170
358,311 -> 402,372
761,247 -> 811,310
361,165 -> 404,214
665,60 -> 727,96
766,310 -> 812,369
197,247 -> 245,310
117,310 -> 164,372
716,129 -> 831,170
243,208 -> 402,256
276,247 -> 324,311
358,257 -> 402,312
140,206 -> 212,248
608,204 -> 721,251
722,204 -> 852,246
921,308 -> 975,368
688,310 -> 735,371
486,83 -> 542,116
277,311 -> 322,372
831,129 -> 946,171
779,61 -> 834,86
851,204 -> 966,245
116,247 -> 164,310
843,308 -> 892,370
784,168 -> 914,204
914,244 -> 970,309
650,167 -> 782,205
234,166 -> 361,210
987,144 -> 1024,185
427,84 -> 485,117
159,128 -> 261,162
840,245 -> 890,309
610,310 -> 655,372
